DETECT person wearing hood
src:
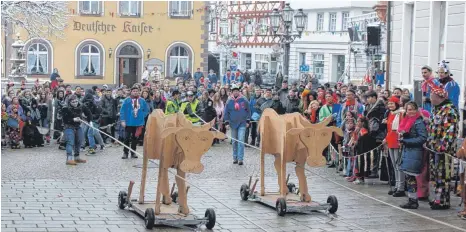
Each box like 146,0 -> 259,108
101,88 -> 117,143
201,98 -> 217,126
363,90 -> 386,179
120,86 -> 150,159
22,98 -> 45,148
61,94 -> 92,165
82,89 -> 105,154
54,89 -> 67,149
224,84 -> 250,165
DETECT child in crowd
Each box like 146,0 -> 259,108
342,117 -> 357,177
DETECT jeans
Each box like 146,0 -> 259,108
87,121 -> 104,149
64,127 -> 84,158
231,125 -> 246,161
389,148 -> 405,191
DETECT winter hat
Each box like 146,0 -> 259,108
388,96 -> 400,105
231,84 -> 240,91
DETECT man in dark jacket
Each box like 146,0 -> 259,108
284,89 -> 300,113
364,90 -> 387,178
100,88 -> 117,143
62,94 -> 91,165
82,89 -> 105,154
278,80 -> 289,106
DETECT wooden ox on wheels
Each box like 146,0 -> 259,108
239,109 -> 343,216
117,110 -> 224,230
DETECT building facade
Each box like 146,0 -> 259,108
388,1 -> 465,100
288,1 -> 376,83
7,1 -> 208,87
208,1 -> 283,77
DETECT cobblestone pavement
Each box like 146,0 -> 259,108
2,142 -> 466,232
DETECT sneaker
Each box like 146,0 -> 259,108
88,148 -> 96,154
100,145 -> 105,151
122,153 -> 128,159
327,163 -> 336,168
238,161 -> 243,165
66,160 -> 77,165
58,144 -> 66,150
75,158 -> 87,163
346,176 -> 356,182
392,191 -> 406,197
233,160 -> 238,164
400,199 -> 419,209
353,178 -> 364,184
131,153 -> 138,159
388,188 -> 397,195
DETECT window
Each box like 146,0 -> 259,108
170,1 -> 192,17
270,56 -> 277,75
316,13 -> 324,31
244,19 -> 254,35
255,54 -> 269,71
27,43 -> 48,75
119,1 -> 140,16
329,13 -> 336,32
299,52 -> 306,66
342,12 -> 349,31
259,18 -> 268,35
209,13 -> 217,33
220,22 -> 228,36
79,44 -> 101,76
79,1 -> 102,15
231,20 -> 239,35
245,53 -> 252,70
169,46 -> 189,76
312,53 -> 324,79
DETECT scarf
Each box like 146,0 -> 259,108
310,109 -> 317,123
398,112 -> 420,133
390,109 -> 403,131
232,94 -> 243,111
131,96 -> 140,118
421,76 -> 435,92
439,76 -> 453,85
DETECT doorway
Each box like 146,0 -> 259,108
336,55 -> 345,81
120,58 -> 138,87
116,42 -> 142,87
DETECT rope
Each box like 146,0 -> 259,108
189,114 -> 466,232
77,119 -> 270,232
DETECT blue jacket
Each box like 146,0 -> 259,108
223,73 -> 235,85
119,97 -> 150,127
249,94 -> 261,121
400,117 -> 428,175
194,71 -> 204,86
224,96 -> 250,129
444,79 -> 460,109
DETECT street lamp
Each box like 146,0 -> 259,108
270,3 -> 308,77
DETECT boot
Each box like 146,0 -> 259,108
75,156 -> 87,163
122,153 -> 128,159
130,153 -> 138,159
392,191 -> 406,197
400,199 -> 418,209
388,188 -> 397,195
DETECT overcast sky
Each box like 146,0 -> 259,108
286,0 -> 377,10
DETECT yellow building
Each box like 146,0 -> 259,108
14,1 -> 208,87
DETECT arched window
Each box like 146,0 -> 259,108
76,40 -> 105,78
169,46 -> 189,75
79,44 -> 101,76
27,43 -> 49,74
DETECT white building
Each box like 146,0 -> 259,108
388,1 -> 466,105
207,1 -> 282,77
288,1 -> 377,83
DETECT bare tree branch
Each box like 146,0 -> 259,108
1,1 -> 70,39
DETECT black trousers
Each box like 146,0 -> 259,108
124,126 -> 138,155
250,121 -> 258,145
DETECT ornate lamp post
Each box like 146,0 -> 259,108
270,3 -> 308,77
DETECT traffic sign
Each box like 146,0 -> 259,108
300,64 -> 310,72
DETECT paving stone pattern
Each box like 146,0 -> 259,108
2,143 -> 466,232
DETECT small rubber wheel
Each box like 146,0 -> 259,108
240,184 -> 250,201
276,197 -> 287,216
118,191 -> 127,209
171,191 -> 178,203
327,195 -> 338,214
144,208 -> 155,229
205,208 -> 216,229
287,183 -> 296,193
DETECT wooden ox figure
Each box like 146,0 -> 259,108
142,110 -> 224,215
259,109 -> 343,202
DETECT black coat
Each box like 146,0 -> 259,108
100,96 -> 117,119
202,99 -> 217,123
364,99 -> 387,141
284,97 -> 300,113
62,103 -> 92,128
